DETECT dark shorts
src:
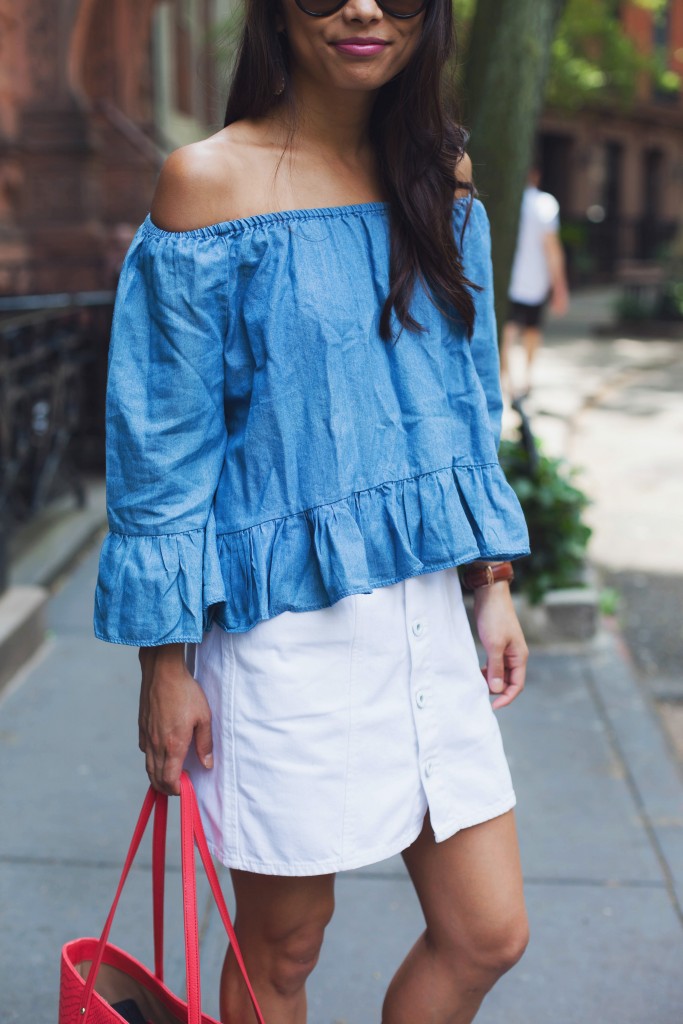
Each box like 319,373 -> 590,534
507,299 -> 547,329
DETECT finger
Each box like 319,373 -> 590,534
194,716 -> 214,770
492,663 -> 526,710
485,649 -> 505,695
491,681 -> 524,710
146,743 -> 172,794
160,752 -> 183,796
144,747 -> 159,790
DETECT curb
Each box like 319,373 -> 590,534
585,622 -> 683,920
0,585 -> 49,695
9,479 -> 107,590
0,479 -> 107,696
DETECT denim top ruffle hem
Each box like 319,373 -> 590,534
94,198 -> 530,646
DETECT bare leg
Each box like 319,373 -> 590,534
382,810 -> 528,1024
500,321 -> 520,398
521,327 -> 542,394
219,870 -> 335,1024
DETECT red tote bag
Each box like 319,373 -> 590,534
59,772 -> 265,1024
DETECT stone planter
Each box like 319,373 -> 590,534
464,584 -> 600,645
513,586 -> 599,644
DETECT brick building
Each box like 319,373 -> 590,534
538,0 -> 683,279
0,0 -> 231,296
2,1 -> 682,294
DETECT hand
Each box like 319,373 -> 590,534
550,284 -> 569,317
138,644 -> 213,795
473,583 -> 528,710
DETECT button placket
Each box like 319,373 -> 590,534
406,593 -> 441,801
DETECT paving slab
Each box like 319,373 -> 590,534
2,526 -> 683,1023
303,872 -> 683,1024
45,540 -> 105,636
493,651 -> 665,884
0,861 -> 206,1024
307,869 -> 423,1024
0,634 -> 146,866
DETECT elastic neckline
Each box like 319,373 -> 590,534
143,195 -> 475,240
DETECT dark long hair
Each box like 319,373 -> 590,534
224,0 -> 477,341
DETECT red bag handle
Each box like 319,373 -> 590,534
184,775 -> 262,1016
79,773 -> 265,1024
152,792 -> 167,982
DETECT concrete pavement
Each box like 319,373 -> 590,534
3,288 -> 683,1022
506,290 -> 683,768
2,536 -> 683,1022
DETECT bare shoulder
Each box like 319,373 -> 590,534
150,127 -> 257,232
454,152 -> 473,199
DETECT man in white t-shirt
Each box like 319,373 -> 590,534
501,166 -> 569,397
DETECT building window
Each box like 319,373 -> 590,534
653,1 -> 680,104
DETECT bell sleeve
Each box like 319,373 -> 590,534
461,200 -> 504,450
94,224 -> 229,646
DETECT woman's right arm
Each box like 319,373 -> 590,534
138,644 -> 213,795
95,147 -> 233,792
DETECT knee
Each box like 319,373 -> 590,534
265,901 -> 335,997
461,911 -> 530,979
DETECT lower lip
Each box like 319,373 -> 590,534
333,42 -> 388,56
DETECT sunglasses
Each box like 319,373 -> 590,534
294,0 -> 428,18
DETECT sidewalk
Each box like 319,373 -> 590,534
2,535 -> 683,1022
503,287 -> 683,577
3,287 -> 683,1022
508,289 -> 683,760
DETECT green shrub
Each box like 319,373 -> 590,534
499,437 -> 593,604
613,291 -> 657,322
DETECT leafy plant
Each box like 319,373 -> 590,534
499,436 -> 592,604
599,587 -> 621,616
613,291 -> 659,321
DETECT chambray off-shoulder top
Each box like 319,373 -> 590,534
94,198 -> 530,646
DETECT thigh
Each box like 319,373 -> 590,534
230,869 -> 337,945
402,810 -> 526,949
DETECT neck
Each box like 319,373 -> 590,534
281,70 -> 376,159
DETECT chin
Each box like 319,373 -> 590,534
327,63 -> 400,92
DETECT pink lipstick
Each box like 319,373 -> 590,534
332,37 -> 389,56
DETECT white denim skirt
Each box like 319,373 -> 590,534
183,566 -> 515,876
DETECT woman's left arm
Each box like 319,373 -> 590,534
456,177 -> 530,705
472,577 -> 528,709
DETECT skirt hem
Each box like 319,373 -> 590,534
205,791 -> 517,877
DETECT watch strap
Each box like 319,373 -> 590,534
461,561 -> 515,591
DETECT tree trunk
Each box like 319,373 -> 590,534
463,0 -> 567,334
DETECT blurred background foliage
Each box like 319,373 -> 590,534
499,436 -> 593,604
454,0 -> 680,111
2,0 -> 682,599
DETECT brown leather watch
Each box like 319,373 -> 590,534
461,561 -> 515,591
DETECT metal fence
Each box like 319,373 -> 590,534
0,294 -> 114,592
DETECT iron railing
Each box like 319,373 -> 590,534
0,294 -> 114,592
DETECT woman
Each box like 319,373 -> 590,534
94,0 -> 531,1019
